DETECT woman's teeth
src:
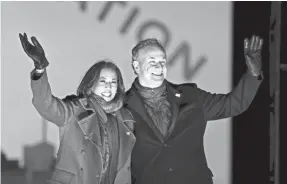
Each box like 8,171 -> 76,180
101,92 -> 111,97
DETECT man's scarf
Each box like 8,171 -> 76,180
134,78 -> 172,136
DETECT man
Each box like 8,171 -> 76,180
124,36 -> 263,184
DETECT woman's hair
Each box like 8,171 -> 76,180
77,59 -> 125,101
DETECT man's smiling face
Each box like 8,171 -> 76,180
133,46 -> 167,88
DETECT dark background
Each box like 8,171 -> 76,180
232,2 -> 286,184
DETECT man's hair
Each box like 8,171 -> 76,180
131,38 -> 165,61
77,59 -> 125,100
131,38 -> 166,74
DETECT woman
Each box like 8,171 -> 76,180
19,33 -> 135,184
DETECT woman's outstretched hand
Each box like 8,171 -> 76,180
19,32 -> 49,70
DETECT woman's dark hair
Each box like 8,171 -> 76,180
77,59 -> 125,101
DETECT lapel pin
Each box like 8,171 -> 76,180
175,93 -> 181,97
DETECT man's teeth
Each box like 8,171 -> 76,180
152,73 -> 162,76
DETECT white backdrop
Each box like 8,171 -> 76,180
1,2 -> 232,184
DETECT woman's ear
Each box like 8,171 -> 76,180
85,87 -> 93,97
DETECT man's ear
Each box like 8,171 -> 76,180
132,60 -> 140,74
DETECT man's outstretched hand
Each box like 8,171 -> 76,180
244,35 -> 263,76
19,32 -> 49,70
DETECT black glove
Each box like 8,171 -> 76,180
244,35 -> 263,76
19,32 -> 49,70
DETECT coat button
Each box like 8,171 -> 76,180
168,168 -> 173,172
126,132 -> 131,135
84,135 -> 89,140
81,149 -> 85,155
96,173 -> 100,178
164,144 -> 170,147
